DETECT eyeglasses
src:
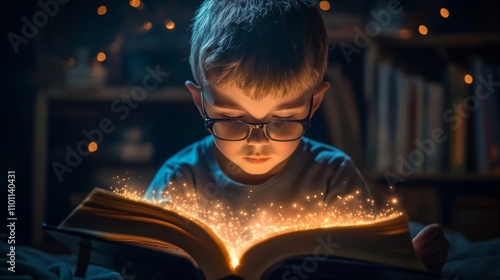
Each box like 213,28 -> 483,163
200,91 -> 313,141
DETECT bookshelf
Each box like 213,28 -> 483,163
32,86 -> 209,251
361,33 -> 500,240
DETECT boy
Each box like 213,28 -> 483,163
145,0 -> 448,273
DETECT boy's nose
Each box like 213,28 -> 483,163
246,126 -> 269,145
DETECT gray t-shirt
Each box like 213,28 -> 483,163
145,136 -> 380,215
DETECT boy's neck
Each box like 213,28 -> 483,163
213,146 -> 289,185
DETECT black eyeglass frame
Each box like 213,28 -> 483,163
200,91 -> 313,142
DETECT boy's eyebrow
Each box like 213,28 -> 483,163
211,99 -> 308,111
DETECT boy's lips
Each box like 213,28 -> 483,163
243,157 -> 270,164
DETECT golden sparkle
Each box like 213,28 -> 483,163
112,183 -> 401,269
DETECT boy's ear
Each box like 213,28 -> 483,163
310,82 -> 330,118
185,80 -> 203,116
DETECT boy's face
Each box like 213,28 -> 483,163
186,81 -> 329,184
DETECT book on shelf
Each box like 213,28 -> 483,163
447,64 -> 469,173
323,65 -> 363,168
472,57 -> 500,173
375,60 -> 394,172
44,188 -> 438,280
425,82 -> 446,173
364,43 -> 380,171
409,75 -> 427,174
364,37 -> 500,176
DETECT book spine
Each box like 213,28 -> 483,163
425,82 -> 445,173
472,57 -> 489,173
364,44 -> 380,171
488,65 -> 500,172
447,64 -> 469,173
375,61 -> 393,172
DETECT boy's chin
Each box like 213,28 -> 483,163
238,163 -> 278,176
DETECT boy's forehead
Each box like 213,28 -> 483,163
204,84 -> 312,110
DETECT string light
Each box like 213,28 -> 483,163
129,0 -> 141,8
97,5 -> 107,16
319,1 -> 330,11
418,25 -> 428,35
165,20 -> 175,30
88,142 -> 98,152
464,74 -> 473,84
96,52 -> 106,62
440,8 -> 450,18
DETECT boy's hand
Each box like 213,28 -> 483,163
412,224 -> 449,272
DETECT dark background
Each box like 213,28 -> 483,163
2,0 -> 500,250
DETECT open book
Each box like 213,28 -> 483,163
45,188 -> 436,280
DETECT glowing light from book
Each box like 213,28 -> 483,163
464,74 -> 473,84
88,142 -> 98,152
418,25 -> 428,35
440,8 -> 450,18
392,198 -> 397,204
143,21 -> 153,31
165,20 -> 175,30
97,52 -> 106,62
129,0 -> 141,8
97,5 -> 107,15
319,1 -> 330,11
113,183 -> 402,270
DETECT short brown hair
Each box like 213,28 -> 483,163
189,0 -> 329,99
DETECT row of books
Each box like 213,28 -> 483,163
364,55 -> 500,175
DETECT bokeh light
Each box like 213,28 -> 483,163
165,20 -> 175,30
143,21 -> 153,30
464,74 -> 473,84
97,5 -> 107,16
440,8 -> 450,18
319,1 -> 330,11
88,142 -> 98,152
96,52 -> 106,62
418,25 -> 428,35
129,0 -> 141,8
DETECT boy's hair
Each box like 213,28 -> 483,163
189,0 -> 329,99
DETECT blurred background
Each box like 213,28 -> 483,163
1,0 -> 500,252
